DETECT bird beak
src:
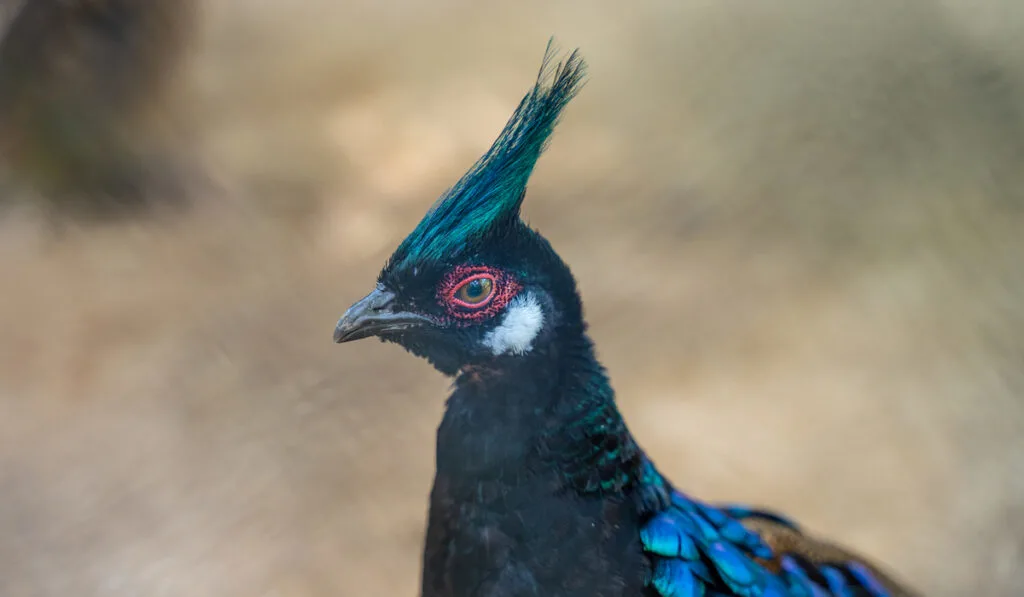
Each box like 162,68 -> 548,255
333,286 -> 433,343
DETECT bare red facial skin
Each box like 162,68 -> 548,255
437,265 -> 522,324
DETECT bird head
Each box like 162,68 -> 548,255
334,42 -> 588,376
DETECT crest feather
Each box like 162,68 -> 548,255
387,39 -> 587,270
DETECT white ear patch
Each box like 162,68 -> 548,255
482,293 -> 544,356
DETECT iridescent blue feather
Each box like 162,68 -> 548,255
639,461 -> 897,597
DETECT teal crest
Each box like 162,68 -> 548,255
386,40 -> 587,271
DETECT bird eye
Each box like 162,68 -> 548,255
452,274 -> 495,307
439,265 -> 521,321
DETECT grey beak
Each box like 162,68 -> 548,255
334,286 -> 432,343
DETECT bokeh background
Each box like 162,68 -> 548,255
2,1 -> 1023,595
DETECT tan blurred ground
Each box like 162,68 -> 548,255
2,1 -> 1024,595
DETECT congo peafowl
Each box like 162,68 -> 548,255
333,42 -> 921,597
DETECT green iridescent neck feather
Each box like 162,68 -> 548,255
546,335 -> 643,495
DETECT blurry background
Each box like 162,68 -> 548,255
1,0 -> 1023,595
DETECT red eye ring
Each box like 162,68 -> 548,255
438,265 -> 522,322
449,273 -> 496,309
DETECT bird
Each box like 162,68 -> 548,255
333,41 -> 921,597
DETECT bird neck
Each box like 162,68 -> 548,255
435,323 -> 643,496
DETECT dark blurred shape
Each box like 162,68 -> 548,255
0,0 -> 198,217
